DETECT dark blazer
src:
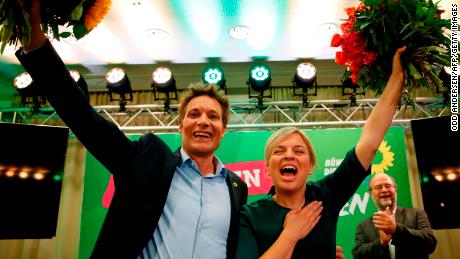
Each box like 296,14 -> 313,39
16,41 -> 248,259
352,207 -> 437,259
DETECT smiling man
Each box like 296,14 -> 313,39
352,173 -> 437,259
15,1 -> 247,258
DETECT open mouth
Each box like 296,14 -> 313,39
280,165 -> 297,176
193,132 -> 212,139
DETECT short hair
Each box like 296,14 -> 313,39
368,173 -> 398,191
264,127 -> 317,166
178,83 -> 229,126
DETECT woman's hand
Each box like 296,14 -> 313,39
390,46 -> 407,83
260,201 -> 323,259
282,201 -> 323,242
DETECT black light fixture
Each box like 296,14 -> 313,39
342,74 -> 365,106
247,64 -> 272,109
69,70 -> 90,100
202,65 -> 227,94
151,67 -> 178,111
13,72 -> 45,113
105,68 -> 133,112
292,62 -> 318,106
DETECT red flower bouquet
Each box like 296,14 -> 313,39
332,0 -> 451,97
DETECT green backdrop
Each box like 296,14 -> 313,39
79,127 -> 410,259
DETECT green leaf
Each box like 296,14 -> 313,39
402,30 -> 416,41
414,21 -> 424,28
59,31 -> 72,38
360,22 -> 371,30
371,29 -> 377,47
425,7 -> 436,22
0,41 -> 7,54
429,70 -> 443,87
415,5 -> 425,21
51,20 -> 59,40
399,22 -> 412,34
408,63 -> 422,80
69,3 -> 84,21
421,62 -> 433,72
73,23 -> 88,39
431,54 -> 450,65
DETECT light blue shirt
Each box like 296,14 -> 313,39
138,148 -> 231,259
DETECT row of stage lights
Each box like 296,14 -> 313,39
13,63 -> 453,111
429,166 -> 460,183
13,63 -> 321,111
0,164 -> 61,181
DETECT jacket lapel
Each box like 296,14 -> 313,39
395,207 -> 405,225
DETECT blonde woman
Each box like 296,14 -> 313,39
236,46 -> 406,259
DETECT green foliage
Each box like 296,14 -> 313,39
0,0 -> 87,54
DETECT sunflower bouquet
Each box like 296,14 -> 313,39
331,0 -> 451,98
0,0 -> 111,53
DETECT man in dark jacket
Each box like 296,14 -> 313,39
352,173 -> 437,259
15,1 -> 247,258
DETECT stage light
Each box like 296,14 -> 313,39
152,67 -> 174,91
13,72 -> 33,90
434,175 -> 444,182
13,72 -> 46,113
247,64 -> 272,109
249,64 -> 271,92
202,66 -> 227,93
292,62 -> 318,106
18,171 -> 29,179
33,173 -> 45,181
105,68 -> 133,112
151,67 -> 178,111
342,75 -> 365,106
69,70 -> 90,100
447,173 -> 457,181
296,62 -> 317,82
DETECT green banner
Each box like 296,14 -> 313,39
79,127 -> 410,259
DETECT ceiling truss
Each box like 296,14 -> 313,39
0,97 -> 451,133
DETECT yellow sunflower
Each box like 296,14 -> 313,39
371,140 -> 394,174
85,0 -> 112,32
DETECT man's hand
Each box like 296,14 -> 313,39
373,207 -> 396,234
373,207 -> 396,246
378,229 -> 392,246
282,201 -> 323,242
16,0 -> 47,50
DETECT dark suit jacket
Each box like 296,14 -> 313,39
352,207 -> 437,259
16,41 -> 248,259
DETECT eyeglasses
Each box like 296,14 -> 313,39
371,184 -> 394,191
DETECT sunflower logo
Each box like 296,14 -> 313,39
371,140 -> 394,174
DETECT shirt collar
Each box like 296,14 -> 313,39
180,147 -> 227,178
392,206 -> 397,217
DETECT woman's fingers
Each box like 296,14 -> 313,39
301,201 -> 323,217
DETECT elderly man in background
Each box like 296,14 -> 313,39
352,173 -> 437,259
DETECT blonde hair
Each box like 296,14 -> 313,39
178,83 -> 229,126
264,127 -> 317,166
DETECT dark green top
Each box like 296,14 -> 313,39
236,148 -> 370,259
